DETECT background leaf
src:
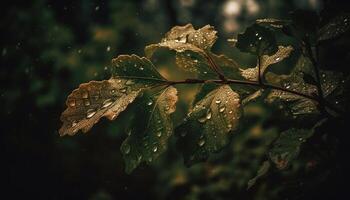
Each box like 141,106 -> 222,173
240,45 -> 293,81
318,13 -> 350,42
269,128 -> 313,169
236,24 -> 278,56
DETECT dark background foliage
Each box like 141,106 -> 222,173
2,0 -> 350,199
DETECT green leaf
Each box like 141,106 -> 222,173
145,24 -> 220,76
266,55 -> 344,116
303,73 -> 318,86
120,86 -> 178,173
176,85 -> 242,165
247,161 -> 270,189
269,128 -> 313,169
175,50 -> 215,78
111,54 -> 166,82
240,46 -> 294,81
59,55 -> 166,136
236,24 -> 278,56
318,13 -> 350,42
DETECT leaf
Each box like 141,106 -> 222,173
303,73 -> 318,86
318,13 -> 350,42
240,46 -> 294,81
236,24 -> 278,56
175,50 -> 215,77
269,128 -> 313,169
145,24 -> 220,76
176,85 -> 242,165
120,86 -> 178,173
111,54 -> 166,81
266,55 -> 344,116
59,55 -> 166,136
247,161 -> 270,189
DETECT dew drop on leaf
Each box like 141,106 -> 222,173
84,99 -> 90,106
156,131 -> 162,137
147,100 -> 153,106
215,99 -> 221,104
86,109 -> 96,118
206,110 -> 212,119
198,138 -> 205,147
102,99 -> 113,108
153,146 -> 158,152
219,106 -> 226,113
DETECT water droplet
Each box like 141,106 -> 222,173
165,105 -> 170,111
275,57 -> 280,61
120,88 -> 127,93
229,110 -> 233,114
139,66 -> 144,70
123,144 -> 130,154
198,116 -> 207,123
71,121 -> 77,127
147,100 -> 153,106
84,99 -> 90,106
106,46 -> 111,52
86,109 -> 96,118
198,139 -> 205,147
153,146 -> 158,152
125,80 -> 134,85
258,36 -> 262,40
215,99 -> 221,104
206,110 -> 212,119
102,99 -> 113,108
156,132 -> 162,137
255,33 -> 259,36
110,89 -> 116,94
82,91 -> 88,98
219,106 -> 226,113
68,99 -> 76,107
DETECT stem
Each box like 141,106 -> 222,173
168,78 -> 344,115
204,52 -> 227,81
169,78 -> 317,100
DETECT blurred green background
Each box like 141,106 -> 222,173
2,0 -> 349,199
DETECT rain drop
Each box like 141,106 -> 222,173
206,110 -> 212,119
68,99 -> 76,107
86,109 -> 96,118
106,46 -> 111,52
82,91 -> 89,98
198,139 -> 205,147
120,88 -> 127,93
125,80 -> 134,85
156,132 -> 162,137
219,106 -> 226,113
84,99 -> 91,106
153,146 -> 158,152
123,145 -> 131,154
102,99 -> 113,108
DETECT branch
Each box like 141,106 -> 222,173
167,78 -> 344,115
